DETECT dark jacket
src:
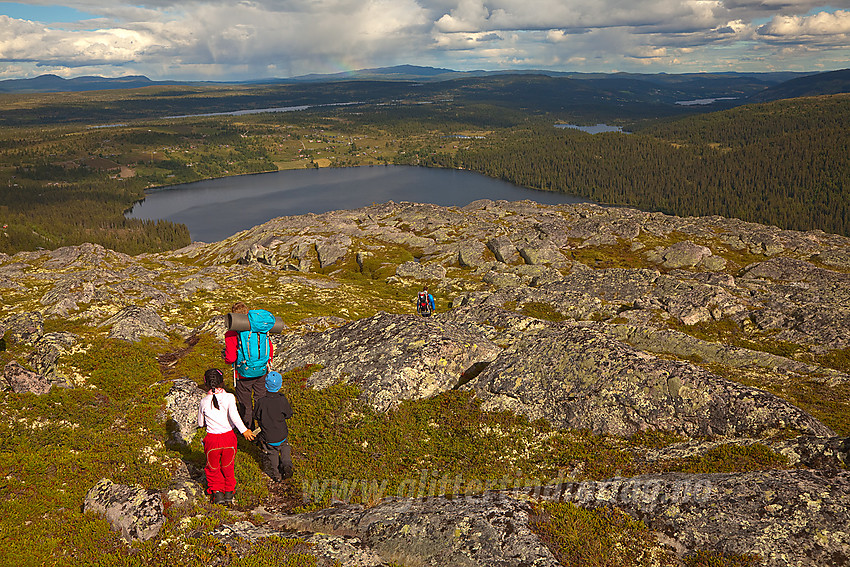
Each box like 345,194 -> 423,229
254,391 -> 293,444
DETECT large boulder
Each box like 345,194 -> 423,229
518,240 -> 566,266
465,323 -> 833,439
275,312 -> 502,412
83,479 -> 165,542
2,360 -> 51,395
656,240 -> 713,269
164,378 -> 204,444
458,240 -> 490,268
486,236 -> 521,264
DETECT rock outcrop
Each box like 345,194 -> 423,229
225,467 -> 850,567
276,312 -> 502,411
464,323 -> 833,439
101,305 -> 170,341
543,469 -> 850,566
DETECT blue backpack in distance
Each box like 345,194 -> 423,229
235,309 -> 275,378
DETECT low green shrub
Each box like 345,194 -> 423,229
529,501 -> 675,567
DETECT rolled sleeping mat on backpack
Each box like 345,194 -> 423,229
226,313 -> 286,333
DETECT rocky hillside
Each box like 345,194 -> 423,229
2,200 -> 849,566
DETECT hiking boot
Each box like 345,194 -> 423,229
212,492 -> 225,505
223,491 -> 234,506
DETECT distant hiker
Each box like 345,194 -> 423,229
197,368 -> 255,507
416,286 -> 435,317
254,370 -> 294,482
224,301 -> 274,428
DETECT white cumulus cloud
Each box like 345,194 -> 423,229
0,0 -> 847,78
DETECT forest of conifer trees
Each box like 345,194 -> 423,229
405,95 -> 849,237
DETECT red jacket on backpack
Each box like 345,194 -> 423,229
224,330 -> 274,380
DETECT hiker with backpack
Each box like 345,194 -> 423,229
254,370 -> 294,482
197,368 -> 256,506
416,286 -> 436,317
224,301 -> 275,429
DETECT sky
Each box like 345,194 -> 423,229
0,1 -> 848,81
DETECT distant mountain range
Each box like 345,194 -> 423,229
0,74 -> 163,93
749,68 -> 850,102
0,65 -> 847,106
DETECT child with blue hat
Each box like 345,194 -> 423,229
253,370 -> 294,481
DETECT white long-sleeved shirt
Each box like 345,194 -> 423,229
197,391 -> 248,435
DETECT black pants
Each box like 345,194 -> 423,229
235,375 -> 266,429
262,441 -> 292,481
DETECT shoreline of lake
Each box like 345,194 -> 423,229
127,164 -> 593,242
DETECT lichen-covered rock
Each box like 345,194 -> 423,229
2,360 -> 51,395
274,495 -> 561,567
486,236 -> 521,264
316,235 -> 352,268
165,461 -> 205,507
28,332 -> 79,385
210,521 -> 386,566
518,240 -> 566,266
603,323 -> 850,385
83,478 -> 165,542
0,311 -> 44,345
544,469 -> 850,567
482,270 -> 525,288
637,436 -> 850,470
465,323 -> 833,439
275,312 -> 502,411
458,240 -> 490,268
815,247 -> 850,269
395,261 -> 447,280
164,378 -> 204,444
43,242 -> 132,270
100,305 -> 169,341
657,240 -> 712,269
738,257 -> 850,350
442,303 -> 553,348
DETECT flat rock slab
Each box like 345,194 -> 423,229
272,495 -> 560,567
542,469 -> 850,567
465,323 -> 833,439
210,521 -> 386,566
276,312 -> 501,412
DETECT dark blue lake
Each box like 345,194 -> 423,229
127,165 -> 590,242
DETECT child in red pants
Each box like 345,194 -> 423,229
197,368 -> 255,506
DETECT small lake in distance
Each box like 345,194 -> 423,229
555,123 -> 626,134
127,165 -> 592,242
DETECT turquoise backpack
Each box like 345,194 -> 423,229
235,309 -> 275,378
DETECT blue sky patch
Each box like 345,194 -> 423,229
0,2 -> 96,23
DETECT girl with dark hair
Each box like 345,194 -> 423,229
197,368 -> 255,506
